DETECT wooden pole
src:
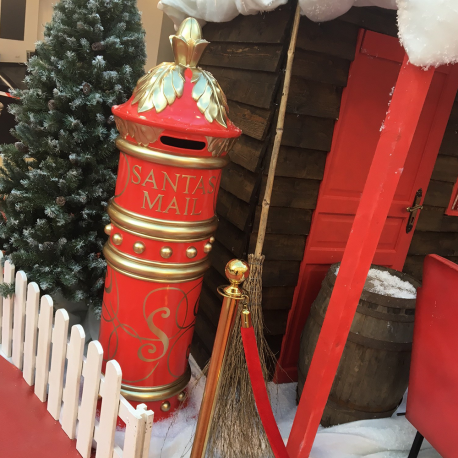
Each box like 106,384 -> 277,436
286,57 -> 435,457
255,3 -> 301,257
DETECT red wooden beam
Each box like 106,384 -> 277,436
286,56 -> 435,457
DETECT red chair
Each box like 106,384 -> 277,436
406,254 -> 458,458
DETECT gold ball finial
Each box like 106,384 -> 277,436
171,17 -> 209,67
225,259 -> 249,285
176,17 -> 203,42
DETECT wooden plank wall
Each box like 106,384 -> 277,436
191,6 -> 400,368
403,97 -> 458,280
190,3 -> 295,366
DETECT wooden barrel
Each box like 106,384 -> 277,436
297,264 -> 420,426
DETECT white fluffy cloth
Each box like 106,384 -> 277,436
158,0 -> 288,26
299,0 -> 396,22
159,0 -> 458,68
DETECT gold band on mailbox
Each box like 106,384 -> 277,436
104,242 -> 210,283
121,365 -> 191,402
116,137 -> 229,169
108,199 -> 217,242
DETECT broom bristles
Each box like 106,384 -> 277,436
205,254 -> 278,458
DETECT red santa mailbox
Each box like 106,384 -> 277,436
99,17 -> 241,417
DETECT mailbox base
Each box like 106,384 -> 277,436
120,364 -> 191,418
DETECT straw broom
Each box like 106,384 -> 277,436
204,4 -> 302,457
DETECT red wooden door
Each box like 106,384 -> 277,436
277,31 -> 458,382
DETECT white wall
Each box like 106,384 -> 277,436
37,0 -> 54,42
0,0 -> 40,62
138,0 -> 163,70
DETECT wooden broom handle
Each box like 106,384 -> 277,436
255,3 -> 302,257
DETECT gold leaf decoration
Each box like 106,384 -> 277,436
115,117 -> 163,146
206,136 -> 237,157
192,69 -> 229,128
131,63 -> 185,114
129,17 -> 230,128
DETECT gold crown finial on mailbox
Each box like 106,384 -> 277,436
171,17 -> 209,67
131,17 -> 229,127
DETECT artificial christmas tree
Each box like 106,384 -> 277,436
0,0 -> 146,311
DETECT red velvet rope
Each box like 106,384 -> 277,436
241,325 -> 289,458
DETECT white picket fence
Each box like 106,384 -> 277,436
0,254 -> 154,458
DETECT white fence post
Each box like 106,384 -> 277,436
1,260 -> 15,357
35,295 -> 54,402
48,308 -> 69,419
119,398 -> 146,458
136,404 -> 154,458
96,360 -> 122,458
22,282 -> 40,386
62,324 -> 85,439
12,271 -> 27,369
76,340 -> 104,458
1,272 -> 156,458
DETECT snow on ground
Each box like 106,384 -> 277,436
159,0 -> 458,68
335,266 -> 417,299
115,355 -> 439,458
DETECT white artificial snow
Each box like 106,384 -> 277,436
159,0 -> 458,68
397,0 -> 458,67
111,356 -> 438,457
335,266 -> 417,299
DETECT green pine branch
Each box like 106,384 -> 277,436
0,0 -> 146,311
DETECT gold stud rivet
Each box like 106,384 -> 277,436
161,246 -> 173,259
104,224 -> 113,235
204,243 -> 212,253
210,236 -> 215,243
161,401 -> 171,412
112,233 -> 123,246
177,391 -> 187,402
186,246 -> 197,258
133,242 -> 145,254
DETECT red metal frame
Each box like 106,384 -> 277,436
286,56 -> 435,457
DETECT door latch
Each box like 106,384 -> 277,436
406,188 -> 423,233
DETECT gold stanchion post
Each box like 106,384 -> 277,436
190,259 -> 249,458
